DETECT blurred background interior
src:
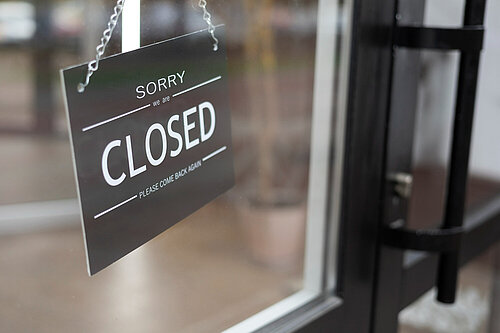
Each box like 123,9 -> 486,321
0,0 -> 499,332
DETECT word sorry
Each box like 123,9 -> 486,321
101,101 -> 215,187
136,70 -> 186,99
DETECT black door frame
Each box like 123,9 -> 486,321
372,0 -> 426,331
286,0 -> 399,330
254,0 -> 397,330
283,0 -> 500,331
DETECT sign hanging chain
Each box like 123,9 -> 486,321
198,0 -> 219,51
77,0 -> 124,93
78,0 -> 219,93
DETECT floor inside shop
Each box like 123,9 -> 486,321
1,134 -> 500,332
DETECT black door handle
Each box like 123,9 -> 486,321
386,0 -> 487,304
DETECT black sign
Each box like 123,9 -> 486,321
61,27 -> 234,275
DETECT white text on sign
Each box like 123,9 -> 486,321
101,101 -> 216,187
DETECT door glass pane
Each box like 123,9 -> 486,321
399,245 -> 500,333
408,0 -> 500,232
0,0 -> 348,331
400,0 -> 500,331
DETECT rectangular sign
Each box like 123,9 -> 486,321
61,27 -> 234,275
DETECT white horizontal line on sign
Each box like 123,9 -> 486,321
203,146 -> 227,162
82,104 -> 151,132
172,76 -> 222,98
94,195 -> 138,220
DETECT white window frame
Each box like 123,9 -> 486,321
223,0 -> 353,330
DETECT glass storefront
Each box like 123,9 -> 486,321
0,0 -> 348,331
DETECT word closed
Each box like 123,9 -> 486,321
102,101 -> 216,186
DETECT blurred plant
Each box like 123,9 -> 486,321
243,0 -> 309,206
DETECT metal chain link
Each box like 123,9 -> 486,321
78,0 -> 218,92
78,0 -> 126,93
198,0 -> 219,51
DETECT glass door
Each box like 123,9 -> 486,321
1,0 -> 443,331
0,0 -> 359,331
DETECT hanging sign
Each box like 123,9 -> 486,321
61,27 -> 234,275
